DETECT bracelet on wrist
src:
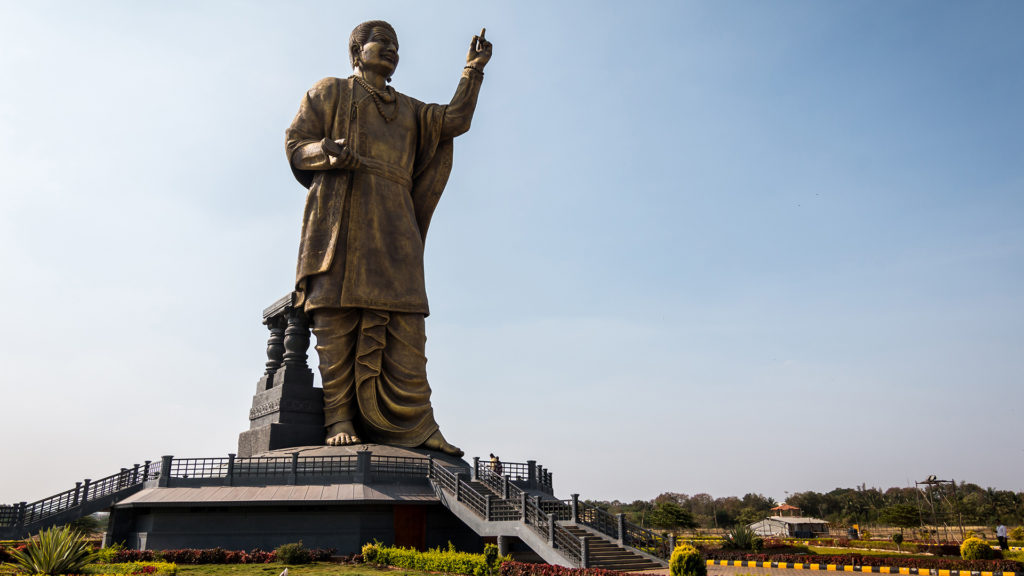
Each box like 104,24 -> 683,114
464,64 -> 484,75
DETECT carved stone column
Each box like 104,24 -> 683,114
237,292 -> 325,457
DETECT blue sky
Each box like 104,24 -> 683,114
1,1 -> 1022,506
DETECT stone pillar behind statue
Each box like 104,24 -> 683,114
237,292 -> 324,457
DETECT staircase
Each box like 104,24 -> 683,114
429,460 -> 670,570
0,461 -> 160,539
563,525 -> 663,571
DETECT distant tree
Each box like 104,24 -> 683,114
649,501 -> 698,530
879,503 -> 921,530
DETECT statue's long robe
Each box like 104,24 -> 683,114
285,72 -> 481,445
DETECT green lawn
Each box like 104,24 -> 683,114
807,546 -> 934,559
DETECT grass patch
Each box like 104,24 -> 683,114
808,546 -> 935,559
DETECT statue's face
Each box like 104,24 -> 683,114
357,26 -> 399,76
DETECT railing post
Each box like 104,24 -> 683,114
520,492 -> 528,522
73,482 -> 82,506
616,513 -> 625,545
548,513 -> 556,545
288,452 -> 298,485
132,463 -> 141,485
472,456 -> 479,481
356,450 -> 372,483
119,468 -> 128,489
427,455 -> 434,479
81,479 -> 92,505
455,472 -> 463,501
159,455 -> 173,487
502,475 -> 510,499
143,460 -> 151,481
547,470 -> 553,493
485,494 -> 493,520
225,453 -> 236,486
15,502 -> 26,533
527,460 -> 537,488
580,536 -> 589,568
571,493 -> 580,523
669,533 -> 677,553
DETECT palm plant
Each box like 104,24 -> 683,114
9,525 -> 99,575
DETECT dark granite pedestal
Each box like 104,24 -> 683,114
104,446 -> 477,553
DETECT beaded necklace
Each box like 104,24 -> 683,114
353,75 -> 399,123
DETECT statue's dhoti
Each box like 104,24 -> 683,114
311,308 -> 440,447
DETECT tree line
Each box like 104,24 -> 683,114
588,482 -> 1024,531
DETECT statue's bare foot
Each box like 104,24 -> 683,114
420,429 -> 463,457
326,421 -> 362,446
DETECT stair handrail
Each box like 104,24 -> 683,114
576,500 -> 620,540
477,463 -> 526,503
575,500 -> 672,560
522,496 -> 583,566
621,520 -> 672,559
2,460 -> 158,530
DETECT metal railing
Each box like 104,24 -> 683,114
623,521 -> 672,559
2,461 -> 159,532
458,478 -> 487,517
295,455 -> 357,476
431,462 -> 459,494
540,499 -> 573,521
474,458 -> 554,495
373,456 -> 430,481
577,500 -> 620,538
169,457 -> 232,479
552,523 -> 584,565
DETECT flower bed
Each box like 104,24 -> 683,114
703,550 -> 1022,573
109,547 -> 331,564
499,560 -> 643,576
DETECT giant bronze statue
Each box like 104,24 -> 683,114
285,21 -> 492,457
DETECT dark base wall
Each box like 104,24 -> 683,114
107,502 -> 481,554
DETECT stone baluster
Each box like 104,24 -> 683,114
262,316 -> 286,389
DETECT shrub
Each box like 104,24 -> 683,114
92,561 -> 179,575
95,543 -> 126,564
891,533 -> 903,552
368,543 -> 509,576
961,537 -> 1000,560
484,543 -> 500,569
275,541 -> 312,564
1011,526 -> 1024,541
724,526 -> 763,551
9,525 -> 99,576
361,541 -> 379,563
669,544 -> 706,576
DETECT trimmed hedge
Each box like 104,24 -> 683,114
365,543 -> 507,576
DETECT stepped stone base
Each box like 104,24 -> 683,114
106,446 -> 473,552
